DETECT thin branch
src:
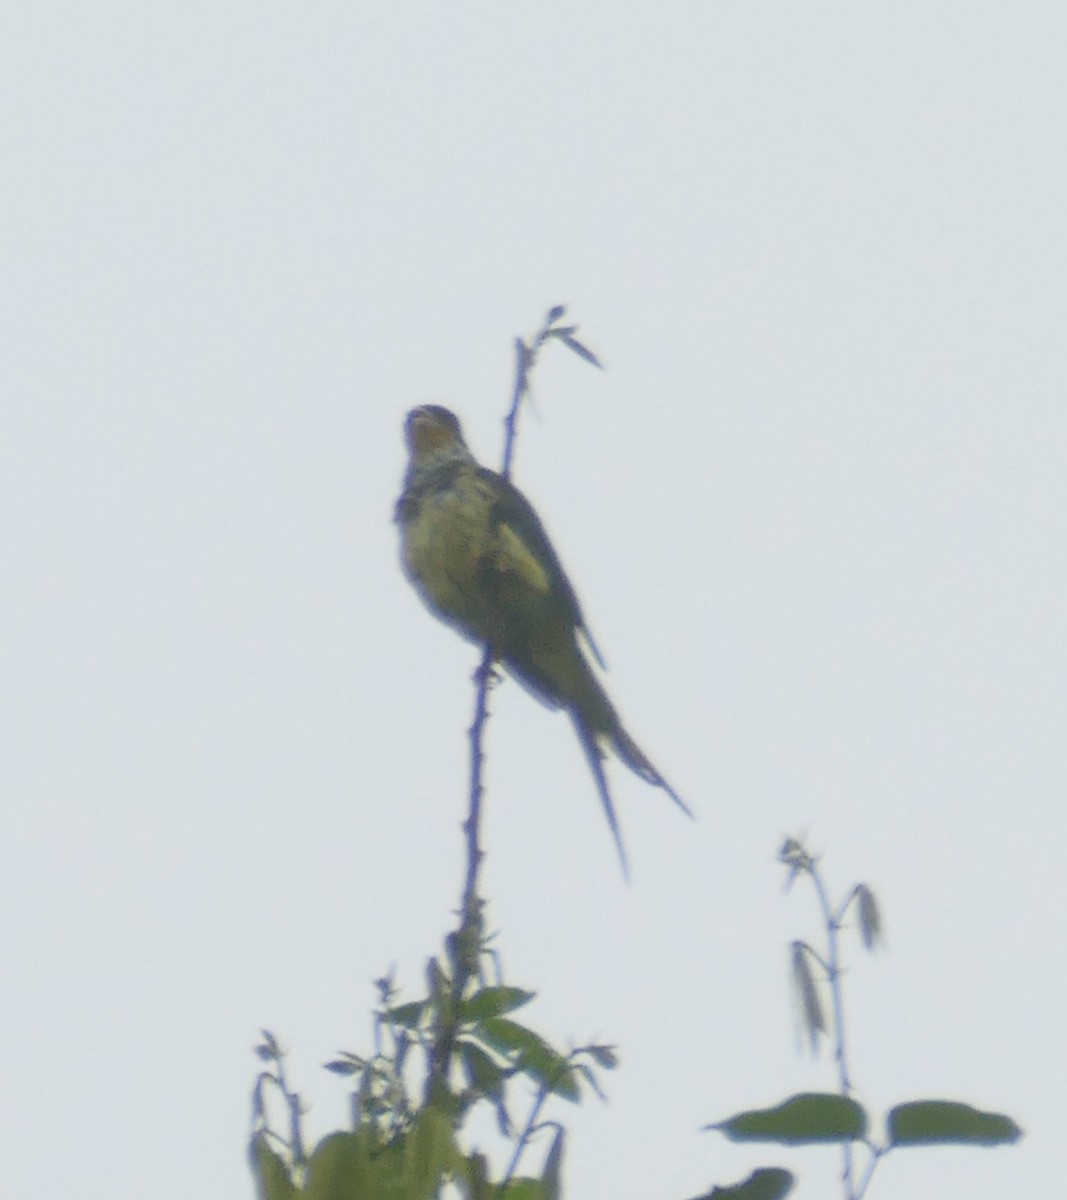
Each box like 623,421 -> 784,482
499,1083 -> 553,1189
852,1139 -> 885,1200
425,306 -> 573,1110
806,858 -> 855,1195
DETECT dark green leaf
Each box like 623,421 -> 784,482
697,1166 -> 795,1200
426,956 -> 448,1003
888,1100 -> 1023,1147
462,986 -> 535,1021
465,1152 -> 490,1200
250,1134 -> 296,1200
708,1093 -> 867,1145
409,1107 -> 459,1200
304,1131 -> 374,1200
386,1001 -> 426,1029
459,1040 -> 508,1107
476,1018 -> 579,1101
498,1180 -> 546,1200
541,1126 -> 565,1200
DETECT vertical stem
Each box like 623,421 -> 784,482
425,308 -> 561,1109
809,863 -> 854,1197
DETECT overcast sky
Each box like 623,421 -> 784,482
2,4 -> 1063,1198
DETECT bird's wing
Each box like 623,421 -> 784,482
478,466 -> 607,669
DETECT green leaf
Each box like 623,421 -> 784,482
250,1134 -> 296,1200
701,1167 -> 795,1200
888,1100 -> 1023,1147
477,1018 -> 580,1101
462,1038 -> 513,1136
459,1040 -> 508,1110
386,1001 -> 426,1029
464,1152 -> 491,1200
304,1131 -> 374,1200
462,986 -> 535,1021
498,1179 -> 547,1200
541,1126 -> 565,1200
408,1107 -> 460,1200
708,1093 -> 867,1145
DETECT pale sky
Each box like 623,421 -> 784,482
2,4 -> 1063,1198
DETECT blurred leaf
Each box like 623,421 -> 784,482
459,1039 -> 508,1117
587,1043 -> 618,1070
386,1001 -> 427,1029
708,1093 -> 867,1145
888,1100 -> 1023,1147
695,1166 -> 795,1200
466,1152 -> 491,1200
546,304 -> 566,322
251,1074 -> 267,1122
409,1107 -> 459,1200
574,1062 -> 608,1103
498,1180 -> 547,1199
374,974 -> 397,1005
462,986 -> 535,1021
256,1030 -> 281,1061
791,942 -> 824,1050
324,1059 -> 361,1077
541,1125 -> 565,1200
557,333 -> 603,368
304,1131 -> 373,1200
855,884 -> 882,950
426,956 -> 448,1005
477,1018 -> 579,1101
251,1134 -> 295,1200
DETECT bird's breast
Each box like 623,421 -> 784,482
401,473 -> 498,642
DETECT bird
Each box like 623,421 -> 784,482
395,404 -> 691,873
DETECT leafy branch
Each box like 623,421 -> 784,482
250,306 -> 610,1200
700,838 -> 1021,1200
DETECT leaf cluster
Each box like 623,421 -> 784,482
698,839 -> 1022,1200
251,938 -> 615,1200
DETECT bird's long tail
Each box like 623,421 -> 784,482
611,725 -> 694,818
570,676 -> 694,878
575,668 -> 694,819
572,713 -> 631,880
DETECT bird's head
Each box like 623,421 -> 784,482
404,405 -> 469,460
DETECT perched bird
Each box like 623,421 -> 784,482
395,404 -> 691,872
